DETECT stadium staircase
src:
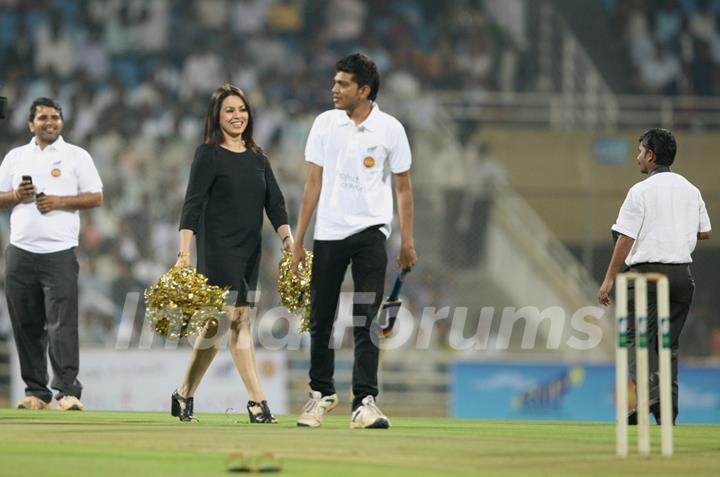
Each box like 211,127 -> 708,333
405,100 -> 613,361
552,0 -> 633,94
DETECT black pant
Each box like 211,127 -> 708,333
309,226 -> 387,410
626,263 -> 695,420
5,245 -> 81,402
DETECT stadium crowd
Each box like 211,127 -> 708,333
1,0 -> 717,356
605,0 -> 720,95
0,0 -> 523,345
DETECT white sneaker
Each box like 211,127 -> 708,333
297,390 -> 338,428
57,395 -> 84,411
16,396 -> 51,410
350,395 -> 390,429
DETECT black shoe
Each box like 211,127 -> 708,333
650,403 -> 677,426
247,400 -> 277,424
627,409 -> 637,425
650,403 -> 661,425
171,391 -> 197,422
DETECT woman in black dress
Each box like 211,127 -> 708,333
171,84 -> 293,423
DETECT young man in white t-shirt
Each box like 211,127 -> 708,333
597,128 -> 711,425
0,98 -> 103,411
291,53 -> 417,428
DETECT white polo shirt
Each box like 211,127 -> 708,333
612,171 -> 711,265
0,136 -> 103,253
305,104 -> 412,240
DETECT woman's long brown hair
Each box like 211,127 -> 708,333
202,84 -> 263,154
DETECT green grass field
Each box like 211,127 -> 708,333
0,410 -> 718,477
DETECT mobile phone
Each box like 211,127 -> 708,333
19,175 -> 34,204
36,192 -> 45,199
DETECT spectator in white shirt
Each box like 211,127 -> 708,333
597,128 -> 711,425
639,44 -> 681,95
0,97 -> 103,412
291,54 -> 417,429
34,16 -> 76,79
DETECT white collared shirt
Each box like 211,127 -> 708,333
0,136 -> 103,253
305,104 -> 412,240
612,171 -> 711,265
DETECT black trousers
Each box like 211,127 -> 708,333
5,245 -> 81,402
309,226 -> 387,410
626,263 -> 695,420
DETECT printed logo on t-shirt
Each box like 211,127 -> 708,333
338,172 -> 364,192
51,168 -> 61,177
365,145 -> 387,168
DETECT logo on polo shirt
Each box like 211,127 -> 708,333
51,168 -> 61,177
363,156 -> 375,168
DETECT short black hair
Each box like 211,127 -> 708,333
29,97 -> 63,122
336,53 -> 380,101
638,128 -> 676,166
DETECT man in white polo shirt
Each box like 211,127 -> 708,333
291,53 -> 417,429
597,128 -> 711,425
0,97 -> 103,411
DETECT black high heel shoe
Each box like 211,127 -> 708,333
247,400 -> 277,424
171,391 -> 198,422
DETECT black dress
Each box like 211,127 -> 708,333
179,144 -> 288,305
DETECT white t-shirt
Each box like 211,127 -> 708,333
305,104 -> 412,240
0,136 -> 103,253
612,171 -> 711,265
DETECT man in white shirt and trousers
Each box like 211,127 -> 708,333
597,128 -> 711,425
291,53 -> 417,429
0,98 -> 103,411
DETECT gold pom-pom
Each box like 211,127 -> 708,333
144,267 -> 229,339
278,250 -> 313,332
